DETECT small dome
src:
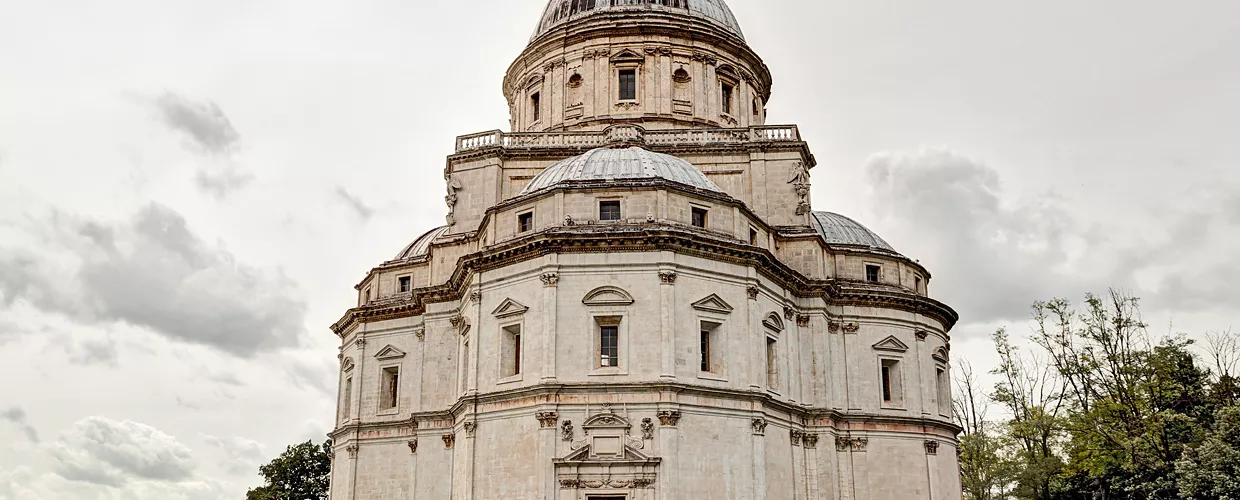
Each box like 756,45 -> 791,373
392,226 -> 448,261
520,147 -> 722,195
811,211 -> 899,253
532,0 -> 745,43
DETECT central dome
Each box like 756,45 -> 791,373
520,147 -> 722,195
532,0 -> 745,42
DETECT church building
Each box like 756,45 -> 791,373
329,1 -> 962,498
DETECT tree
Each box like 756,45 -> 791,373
990,329 -> 1065,500
954,360 -> 1014,500
246,440 -> 332,500
1176,406 -> 1240,499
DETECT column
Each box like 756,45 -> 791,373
542,258 -> 559,382
657,409 -> 682,500
835,436 -> 854,500
750,417 -> 768,500
791,430 -> 805,500
658,258 -> 677,380
536,412 -> 558,500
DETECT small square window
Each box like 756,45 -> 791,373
398,276 -> 412,293
691,207 -> 708,228
530,92 -> 541,122
599,200 -> 621,221
619,69 -> 637,101
866,264 -> 882,283
518,212 -> 534,233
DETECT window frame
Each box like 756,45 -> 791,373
749,226 -> 759,245
878,356 -> 906,410
397,275 -> 412,293
498,320 -> 525,384
340,376 -> 353,422
589,314 -> 628,376
696,318 -> 728,381
617,68 -> 638,101
720,80 -> 735,116
691,206 -> 709,228
936,364 -> 951,417
598,199 -> 622,222
765,335 -> 781,395
517,211 -> 535,233
865,263 -> 883,283
530,91 -> 541,123
378,364 -> 402,415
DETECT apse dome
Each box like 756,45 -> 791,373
520,147 -> 722,195
811,211 -> 899,254
532,0 -> 745,42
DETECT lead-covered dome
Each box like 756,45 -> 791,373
533,0 -> 745,42
811,211 -> 899,254
521,147 -> 722,195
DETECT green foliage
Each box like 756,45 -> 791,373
958,291 -> 1237,500
246,440 -> 332,500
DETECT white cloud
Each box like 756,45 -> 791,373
50,417 -> 196,486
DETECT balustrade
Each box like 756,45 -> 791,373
455,125 -> 800,153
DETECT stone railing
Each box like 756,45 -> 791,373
455,125 -> 801,153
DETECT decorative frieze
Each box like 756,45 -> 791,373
925,440 -> 939,455
560,477 -> 655,489
656,410 -> 682,426
751,417 -> 768,436
835,436 -> 869,452
442,433 -> 456,449
658,270 -> 677,285
536,412 -> 559,428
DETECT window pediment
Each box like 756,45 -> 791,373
691,294 -> 733,315
341,357 -> 355,373
933,346 -> 949,363
583,286 -> 635,306
762,312 -> 785,332
872,336 -> 910,353
374,345 -> 407,360
609,48 -> 644,64
491,298 -> 529,319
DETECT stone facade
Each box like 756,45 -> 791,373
329,2 -> 962,499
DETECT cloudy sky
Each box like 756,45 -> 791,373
0,0 -> 1237,497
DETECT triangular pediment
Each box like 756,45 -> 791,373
763,312 -> 785,332
491,298 -> 529,319
374,345 -> 407,360
582,286 -> 635,307
691,294 -> 733,315
610,48 -> 644,63
872,336 -> 910,353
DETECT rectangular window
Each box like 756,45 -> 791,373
364,288 -> 371,304
599,200 -> 621,221
341,377 -> 352,421
766,337 -> 779,390
691,207 -> 708,228
700,329 -> 711,372
531,92 -> 541,122
721,82 -> 734,114
866,264 -> 882,283
518,212 -> 534,233
619,69 -> 637,100
502,324 -> 522,377
749,227 -> 759,245
914,275 -> 923,294
588,496 -> 627,500
700,321 -> 722,373
398,276 -> 412,293
600,325 -> 619,367
880,359 -> 902,405
937,367 -> 949,414
381,367 -> 400,410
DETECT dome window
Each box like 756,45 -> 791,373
866,264 -> 882,283
398,276 -> 412,293
691,207 -> 708,228
618,69 -> 637,101
530,92 -> 541,122
720,81 -> 734,115
599,200 -> 621,221
518,211 -> 534,233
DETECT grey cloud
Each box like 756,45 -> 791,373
863,148 -> 1240,326
334,186 -> 375,220
1,407 -> 40,443
154,92 -> 240,155
195,169 -> 254,200
65,337 -> 119,367
50,417 -> 195,487
0,204 -> 307,357
286,358 -> 336,396
202,435 -> 265,475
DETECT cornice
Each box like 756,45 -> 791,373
446,134 -> 814,169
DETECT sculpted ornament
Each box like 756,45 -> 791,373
828,321 -> 841,333
783,306 -> 795,321
641,418 -> 654,440
925,440 -> 940,455
790,430 -> 804,446
797,314 -> 811,327
445,174 -> 462,226
658,270 -> 677,285
463,421 -> 477,437
803,433 -> 819,449
561,420 -> 574,441
469,291 -> 481,304
656,410 -> 682,426
751,417 -> 768,436
407,439 -> 418,454
842,322 -> 860,334
788,161 -> 811,215
747,285 -> 760,300
536,412 -> 559,428
442,433 -> 456,449
541,272 -> 559,287
346,444 -> 359,458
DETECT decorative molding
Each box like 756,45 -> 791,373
341,357 -> 355,373
540,272 -> 559,287
842,322 -> 860,334
691,294 -> 733,315
835,436 -> 869,452
751,417 -> 768,436
560,477 -> 656,489
656,410 -> 682,426
803,433 -> 819,449
536,412 -> 559,428
491,298 -> 530,319
346,444 -> 359,458
609,48 -> 645,63
925,440 -> 940,455
641,418 -> 654,440
445,175 -> 462,226
933,346 -> 950,363
828,321 -> 841,333
783,306 -> 795,321
835,436 -> 850,452
614,102 -> 641,111
790,430 -> 804,446
407,438 -> 418,454
469,290 -> 482,304
658,270 -> 677,285
442,433 -> 455,449
746,285 -> 760,300
463,421 -> 477,437
872,335 -> 911,353
796,314 -> 811,328
582,286 -> 635,306
915,330 -> 929,341
851,438 -> 868,452
582,48 -> 610,59
762,313 -> 785,332
373,345 -> 406,360
561,420 -> 574,442
413,327 -> 425,341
